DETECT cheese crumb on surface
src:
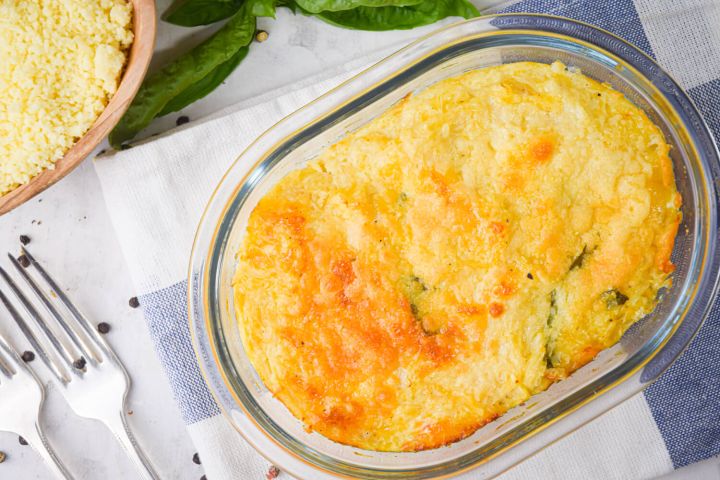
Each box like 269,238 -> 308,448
0,0 -> 133,195
233,62 -> 682,452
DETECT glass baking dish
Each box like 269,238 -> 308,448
188,14 -> 720,480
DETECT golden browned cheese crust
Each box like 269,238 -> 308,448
232,61 -> 681,452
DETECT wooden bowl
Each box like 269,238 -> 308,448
0,0 -> 156,215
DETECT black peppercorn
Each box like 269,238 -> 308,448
73,357 -> 86,370
17,255 -> 30,268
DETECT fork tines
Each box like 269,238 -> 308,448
0,247 -> 107,383
0,247 -> 157,479
0,333 -> 18,378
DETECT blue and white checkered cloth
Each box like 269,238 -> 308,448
95,1 -> 720,478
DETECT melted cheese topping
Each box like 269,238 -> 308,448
232,61 -> 681,452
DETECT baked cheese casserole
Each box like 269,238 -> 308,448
232,61 -> 681,452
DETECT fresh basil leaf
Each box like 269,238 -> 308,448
163,0 -> 245,26
294,0 -> 423,14
277,0 -> 299,12
310,0 -> 479,30
250,0 -> 279,17
157,47 -> 250,117
110,5 -> 256,147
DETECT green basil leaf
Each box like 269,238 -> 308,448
249,0 -> 279,17
278,0 -> 299,12
110,5 -> 256,147
157,47 -> 249,117
310,0 -> 479,30
163,0 -> 244,26
294,0 -> 423,14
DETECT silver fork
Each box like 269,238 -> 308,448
0,330 -> 72,479
0,247 -> 159,480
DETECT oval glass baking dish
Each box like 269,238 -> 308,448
189,14 -> 720,480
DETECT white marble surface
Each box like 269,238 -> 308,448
0,159 -> 197,479
0,2 -> 507,479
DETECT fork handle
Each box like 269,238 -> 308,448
105,411 -> 159,480
24,421 -> 73,480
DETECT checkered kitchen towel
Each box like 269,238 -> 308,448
94,0 -> 720,478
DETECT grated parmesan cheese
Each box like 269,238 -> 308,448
0,0 -> 133,195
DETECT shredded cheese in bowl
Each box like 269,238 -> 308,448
0,0 -> 133,195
